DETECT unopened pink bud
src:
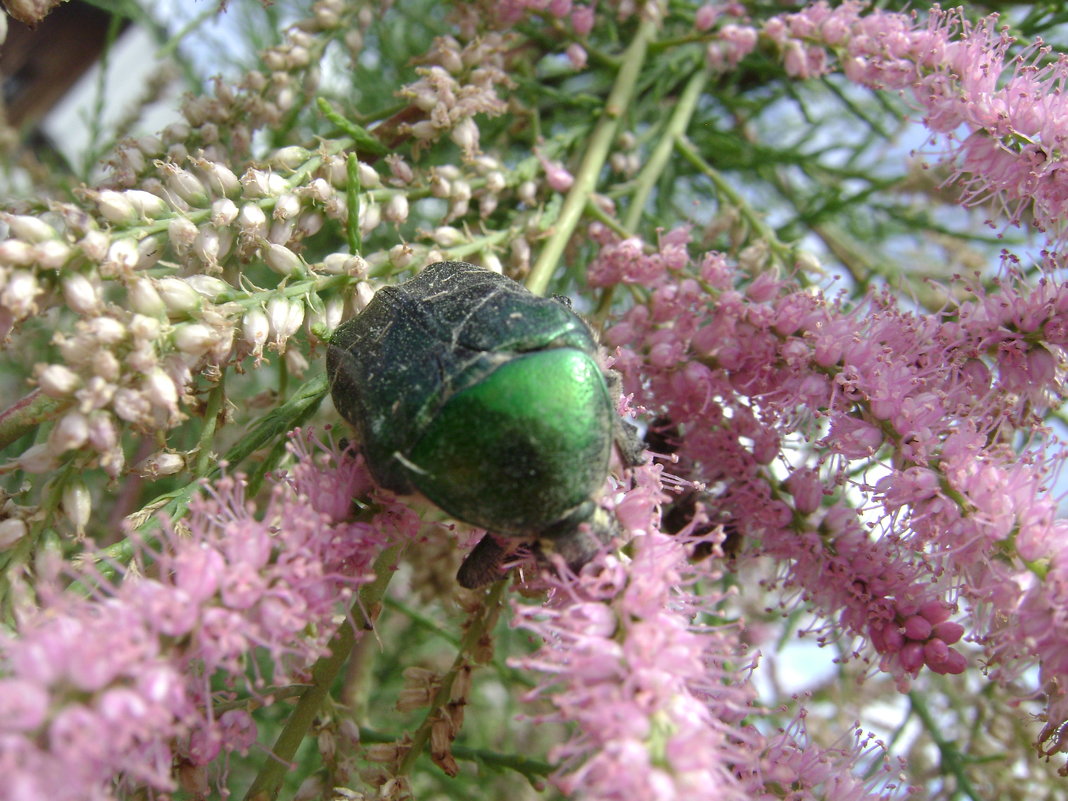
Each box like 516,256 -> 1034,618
899,641 -> 925,672
902,615 -> 932,641
932,621 -> 964,645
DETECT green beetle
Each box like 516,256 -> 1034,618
326,260 -> 643,588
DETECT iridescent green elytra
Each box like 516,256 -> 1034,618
326,261 -> 637,588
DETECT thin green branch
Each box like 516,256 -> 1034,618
624,65 -> 710,231
397,579 -> 507,775
674,134 -> 795,267
0,390 -> 70,453
244,542 -> 406,801
526,18 -> 659,296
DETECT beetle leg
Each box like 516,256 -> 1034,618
456,533 -> 510,589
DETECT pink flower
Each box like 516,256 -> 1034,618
0,430 -> 409,799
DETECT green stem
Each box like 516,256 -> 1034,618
397,580 -> 507,775
243,542 -> 405,801
674,134 -> 794,266
593,64 -> 710,323
0,390 -> 70,453
623,66 -> 710,231
908,691 -> 983,801
526,18 -> 659,296
193,381 -> 226,477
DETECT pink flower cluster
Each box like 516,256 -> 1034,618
766,2 -> 1068,240
512,462 -> 903,798
512,474 -> 757,800
0,431 -> 409,800
598,226 -> 1068,721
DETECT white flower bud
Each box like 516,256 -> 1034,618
285,347 -> 309,376
62,273 -> 100,315
2,213 -> 56,243
387,155 -> 413,184
795,250 -> 822,273
479,193 -> 498,218
275,87 -> 295,112
144,367 -> 179,412
49,410 -> 90,453
320,252 -> 349,274
126,342 -> 157,373
324,156 -> 347,188
129,314 -> 162,341
137,450 -> 185,478
358,162 -> 380,188
384,194 -> 409,224
61,479 -> 91,535
238,204 -> 268,238
358,201 -> 381,238
112,387 -> 150,423
325,295 -> 345,331
136,236 -> 163,271
263,243 -> 304,276
273,193 -> 301,221
2,270 -> 40,317
56,332 -> 96,365
211,198 -> 239,227
482,251 -> 503,274
354,280 -> 375,311
162,121 -> 191,142
127,277 -> 166,317
409,120 -> 438,140
430,172 -> 451,198
168,217 -> 199,252
517,180 -> 538,205
296,210 -> 324,238
90,350 -> 121,381
123,189 -> 169,219
87,411 -> 118,452
315,4 -> 340,27
87,316 -> 126,345
432,226 -> 464,247
267,297 -> 303,345
36,363 -> 81,397
210,322 -> 234,362
194,227 -> 223,266
304,178 -> 333,203
156,277 -> 202,316
195,159 -> 240,197
268,218 -> 296,245
270,146 -> 310,171
104,239 -> 139,274
242,308 -> 269,353
184,275 -> 230,300
450,117 -> 479,155
96,190 -> 136,223
241,168 -> 288,198
162,164 -> 208,206
19,443 -> 56,473
33,240 -> 71,269
0,518 -> 27,550
451,179 -> 471,203
173,322 -> 217,356
0,239 -> 34,266
136,134 -> 164,155
390,243 -> 414,268
485,170 -> 506,193
79,230 -> 110,262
